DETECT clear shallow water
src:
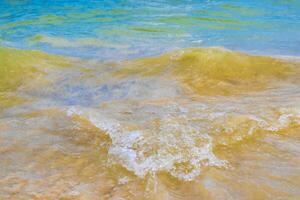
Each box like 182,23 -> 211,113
1,0 -> 300,59
1,1 -> 300,200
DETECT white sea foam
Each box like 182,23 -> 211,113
66,98 -> 299,181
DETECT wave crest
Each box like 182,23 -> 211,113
116,47 -> 299,95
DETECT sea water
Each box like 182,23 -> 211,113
0,1 -> 300,199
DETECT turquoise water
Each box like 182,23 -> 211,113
1,0 -> 300,59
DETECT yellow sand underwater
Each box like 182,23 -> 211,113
0,46 -> 300,199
